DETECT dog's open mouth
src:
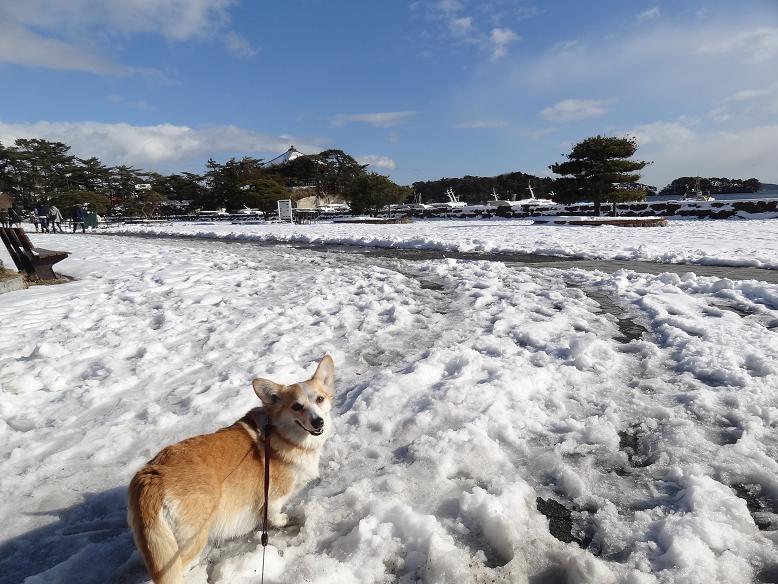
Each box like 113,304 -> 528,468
295,420 -> 324,436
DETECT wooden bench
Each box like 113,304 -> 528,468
0,227 -> 70,280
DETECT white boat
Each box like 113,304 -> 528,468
430,188 -> 467,210
509,183 -> 557,207
485,188 -> 515,208
234,205 -> 262,215
316,202 -> 351,215
395,193 -> 431,212
682,179 -> 714,202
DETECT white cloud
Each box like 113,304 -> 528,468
0,0 -> 246,73
722,83 -> 778,107
437,0 -> 464,13
717,83 -> 778,119
728,87 -> 773,102
540,99 -> 611,122
0,23 -> 122,75
331,112 -> 417,128
0,121 -> 326,170
513,7 -> 543,21
637,7 -> 661,21
511,21 -> 778,104
0,0 -> 236,41
224,32 -> 257,58
415,0 -> 472,41
630,122 -> 696,145
453,120 -> 508,129
412,0 -> 523,59
490,27 -> 519,59
448,16 -> 473,35
707,107 -> 731,123
630,122 -> 778,186
356,155 -> 398,170
698,27 -> 778,64
549,39 -> 581,54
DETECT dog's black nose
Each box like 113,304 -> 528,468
311,416 -> 324,430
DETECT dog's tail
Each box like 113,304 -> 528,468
127,469 -> 183,584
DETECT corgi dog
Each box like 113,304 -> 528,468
127,355 -> 335,584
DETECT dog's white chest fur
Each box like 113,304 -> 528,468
291,451 -> 322,483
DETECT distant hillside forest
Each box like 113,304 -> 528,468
659,177 -> 761,196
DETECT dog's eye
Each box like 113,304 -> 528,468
316,396 -> 325,404
292,403 -> 304,412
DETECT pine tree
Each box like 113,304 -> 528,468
550,135 -> 650,215
346,173 -> 410,216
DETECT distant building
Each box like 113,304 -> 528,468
260,146 -> 305,167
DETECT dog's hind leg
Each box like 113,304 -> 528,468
178,521 -> 212,570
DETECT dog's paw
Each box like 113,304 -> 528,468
269,513 -> 289,528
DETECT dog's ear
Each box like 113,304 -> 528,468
252,378 -> 284,406
310,354 -> 335,395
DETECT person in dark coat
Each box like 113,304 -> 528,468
72,205 -> 86,233
35,202 -> 50,232
8,206 -> 23,228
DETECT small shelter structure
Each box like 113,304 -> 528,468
0,192 -> 14,211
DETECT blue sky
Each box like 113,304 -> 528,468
1,0 -> 777,188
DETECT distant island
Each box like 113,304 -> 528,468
658,177 -> 761,197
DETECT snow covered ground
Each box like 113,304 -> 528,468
1,233 -> 778,584
102,218 -> 778,270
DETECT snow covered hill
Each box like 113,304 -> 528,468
1,234 -> 777,583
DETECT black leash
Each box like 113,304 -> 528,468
260,422 -> 271,584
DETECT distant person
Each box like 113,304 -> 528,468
48,204 -> 64,232
30,210 -> 39,232
35,202 -> 50,232
8,206 -> 23,228
85,211 -> 98,230
72,205 -> 86,233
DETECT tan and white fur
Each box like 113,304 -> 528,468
127,355 -> 336,584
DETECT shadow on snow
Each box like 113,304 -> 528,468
0,487 -> 147,584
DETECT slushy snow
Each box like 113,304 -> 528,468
1,232 -> 777,584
